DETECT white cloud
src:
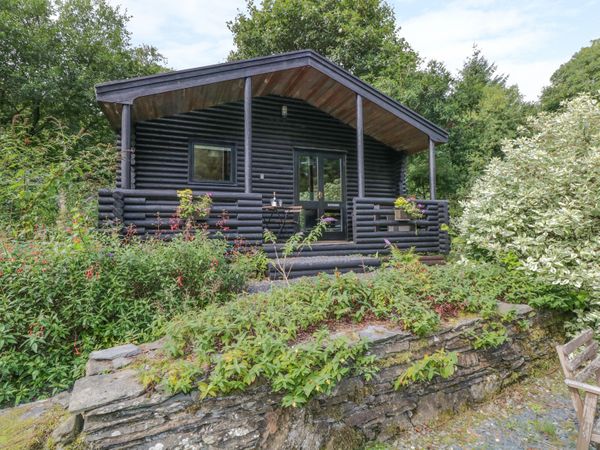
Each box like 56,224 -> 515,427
394,0 -> 568,100
108,0 -> 245,69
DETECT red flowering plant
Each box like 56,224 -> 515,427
0,226 -> 251,406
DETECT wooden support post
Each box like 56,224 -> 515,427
428,138 -> 436,200
120,103 -> 132,189
356,94 -> 365,198
244,76 -> 252,194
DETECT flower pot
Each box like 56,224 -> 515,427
394,209 -> 411,221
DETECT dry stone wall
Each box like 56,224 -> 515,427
53,303 -> 563,449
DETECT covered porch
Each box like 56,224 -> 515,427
96,50 -> 449,274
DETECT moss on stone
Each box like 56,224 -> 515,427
377,351 -> 414,369
0,404 -> 66,450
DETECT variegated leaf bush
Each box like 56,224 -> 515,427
457,94 -> 600,326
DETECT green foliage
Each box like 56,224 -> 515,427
0,0 -> 166,137
394,349 -> 458,389
151,274 -> 383,407
457,94 -> 600,299
469,323 -> 508,350
541,39 -> 600,111
147,256 -> 570,406
408,48 -> 533,201
264,217 -> 330,282
0,116 -> 115,238
0,231 -> 249,405
393,196 -> 424,218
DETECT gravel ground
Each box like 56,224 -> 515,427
375,365 -> 580,449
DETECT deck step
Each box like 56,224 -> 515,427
267,254 -> 447,280
268,255 -> 381,279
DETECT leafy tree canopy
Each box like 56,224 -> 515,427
0,0 -> 166,138
410,49 -> 533,201
228,0 -> 417,81
541,39 -> 600,111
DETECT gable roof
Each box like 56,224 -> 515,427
95,50 -> 448,153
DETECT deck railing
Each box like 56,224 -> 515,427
98,189 -> 264,244
352,197 -> 450,254
98,190 -> 450,254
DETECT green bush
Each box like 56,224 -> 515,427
0,116 -> 115,238
0,231 -> 249,405
457,94 -> 600,295
146,256 -> 574,407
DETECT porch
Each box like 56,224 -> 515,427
99,188 -> 450,277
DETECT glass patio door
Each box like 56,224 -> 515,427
295,150 -> 346,240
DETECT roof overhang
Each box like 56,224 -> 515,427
95,50 -> 448,154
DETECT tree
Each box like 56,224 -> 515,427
408,49 -> 532,201
228,0 -> 418,83
0,0 -> 166,138
457,94 -> 600,295
541,39 -> 600,111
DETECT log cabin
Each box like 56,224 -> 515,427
96,50 -> 450,277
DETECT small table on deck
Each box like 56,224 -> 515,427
262,205 -> 303,239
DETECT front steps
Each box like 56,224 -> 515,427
266,253 -> 446,280
268,255 -> 381,279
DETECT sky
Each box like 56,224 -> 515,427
108,0 -> 600,101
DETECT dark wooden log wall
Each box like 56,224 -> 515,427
124,95 -> 405,238
99,188 -> 263,244
352,197 -> 450,254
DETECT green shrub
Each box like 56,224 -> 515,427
394,349 -> 458,389
0,231 -> 249,405
457,94 -> 600,296
0,116 -> 115,238
146,256 -> 571,406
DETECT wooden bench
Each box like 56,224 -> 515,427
557,329 -> 600,449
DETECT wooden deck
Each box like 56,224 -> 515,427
99,189 -> 450,278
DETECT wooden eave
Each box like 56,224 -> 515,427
95,50 -> 448,154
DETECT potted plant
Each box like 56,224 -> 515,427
393,196 -> 424,221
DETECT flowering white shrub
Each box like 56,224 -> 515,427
457,94 -> 600,295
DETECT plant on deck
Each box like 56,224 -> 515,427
393,196 -> 425,219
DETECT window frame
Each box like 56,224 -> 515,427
188,140 -> 237,185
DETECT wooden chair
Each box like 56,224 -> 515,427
557,329 -> 600,449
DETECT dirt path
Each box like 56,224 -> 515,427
379,366 -> 579,449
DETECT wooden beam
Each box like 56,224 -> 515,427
120,103 -> 132,189
429,138 -> 436,200
356,94 -> 365,198
244,76 -> 252,193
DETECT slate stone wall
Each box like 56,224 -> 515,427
55,304 -> 563,449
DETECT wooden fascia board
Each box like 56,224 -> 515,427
95,50 -> 448,143
95,53 -> 312,103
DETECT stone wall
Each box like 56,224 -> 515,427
53,303 -> 563,449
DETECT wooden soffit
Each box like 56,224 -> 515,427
96,50 -> 448,154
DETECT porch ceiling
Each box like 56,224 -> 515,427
96,50 -> 448,154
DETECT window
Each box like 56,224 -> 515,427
190,143 -> 234,183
